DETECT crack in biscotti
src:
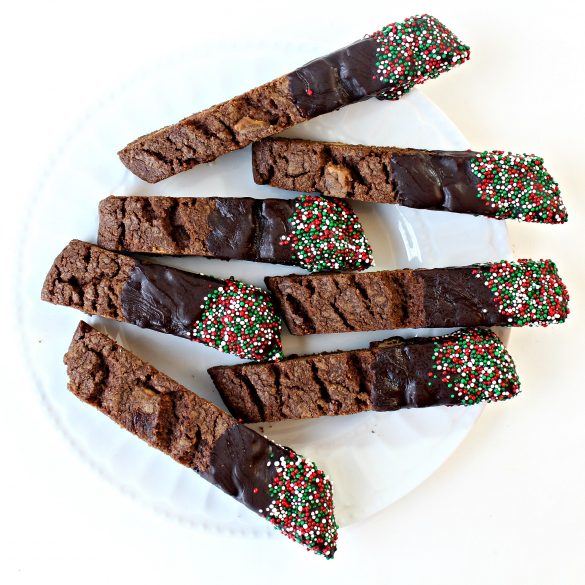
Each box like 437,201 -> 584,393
140,198 -> 156,223
283,292 -> 316,335
168,199 -> 192,250
352,274 -> 374,312
162,389 -> 180,453
168,392 -> 203,468
383,160 -> 399,203
119,197 -> 127,250
398,272 -> 426,329
335,157 -> 367,194
142,146 -> 174,168
271,363 -> 285,420
308,362 -> 336,414
66,328 -> 111,407
348,352 -> 373,410
239,371 -> 266,423
165,132 -> 201,168
331,278 -> 354,331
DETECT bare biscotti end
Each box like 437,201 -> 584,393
41,239 -> 135,321
118,76 -> 304,183
64,321 -> 234,471
98,195 -> 214,255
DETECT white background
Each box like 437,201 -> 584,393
2,1 -> 584,583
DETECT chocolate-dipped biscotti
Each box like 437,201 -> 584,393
98,195 -> 373,272
66,321 -> 337,556
209,328 -> 520,423
265,259 -> 569,335
119,15 -> 470,183
252,139 -> 567,224
41,240 -> 283,361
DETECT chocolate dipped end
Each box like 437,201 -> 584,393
471,259 -> 569,327
392,150 -> 568,222
470,151 -> 568,223
287,15 -> 470,117
122,264 -> 284,361
417,266 -> 502,328
203,424 -> 338,557
207,195 -> 373,272
417,261 -> 570,328
282,195 -> 373,272
372,328 -> 520,410
288,37 -> 380,118
121,262 -> 224,339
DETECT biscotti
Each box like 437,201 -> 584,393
252,138 -> 567,224
65,321 -> 337,556
209,328 -> 520,423
41,240 -> 283,361
98,195 -> 373,272
265,259 -> 569,335
118,15 -> 470,183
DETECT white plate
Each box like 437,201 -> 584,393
18,40 -> 511,535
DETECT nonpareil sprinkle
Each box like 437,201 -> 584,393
428,328 -> 520,405
473,259 -> 569,326
263,452 -> 338,558
281,195 -> 373,272
371,14 -> 470,100
470,151 -> 567,223
193,279 -> 283,361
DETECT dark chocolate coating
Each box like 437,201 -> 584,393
122,262 -> 223,339
370,338 -> 460,410
207,198 -> 256,260
201,424 -> 288,513
419,267 -> 502,327
288,38 -> 382,117
391,150 -> 492,215
207,198 -> 295,264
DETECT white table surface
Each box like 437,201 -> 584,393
2,1 -> 584,583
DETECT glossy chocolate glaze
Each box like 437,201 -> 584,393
370,338 -> 460,410
391,150 -> 493,215
419,266 -> 502,327
201,423 -> 288,513
121,262 -> 223,339
207,198 -> 295,264
288,37 -> 383,118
